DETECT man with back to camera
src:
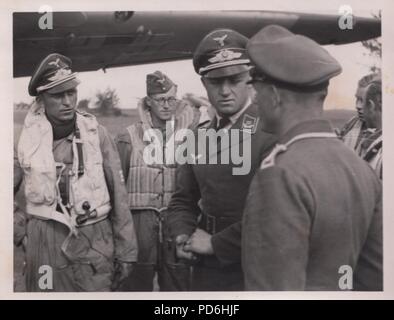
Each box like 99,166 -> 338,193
242,25 -> 382,291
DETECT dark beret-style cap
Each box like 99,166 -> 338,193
28,53 -> 80,96
193,28 -> 251,78
247,25 -> 342,88
146,71 -> 175,95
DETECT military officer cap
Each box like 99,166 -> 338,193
193,28 -> 251,78
28,53 -> 80,96
146,71 -> 176,95
247,25 -> 342,90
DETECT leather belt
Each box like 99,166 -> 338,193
199,212 -> 239,234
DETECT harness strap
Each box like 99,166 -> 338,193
55,162 -> 77,234
74,124 -> 84,177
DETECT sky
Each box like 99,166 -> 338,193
12,7 -> 381,111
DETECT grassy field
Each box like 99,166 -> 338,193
14,108 -> 354,141
13,107 -> 355,291
14,108 -> 140,142
324,109 -> 355,129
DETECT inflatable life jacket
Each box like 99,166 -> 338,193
17,102 -> 111,231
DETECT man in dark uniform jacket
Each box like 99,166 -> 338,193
242,25 -> 383,291
166,29 -> 276,291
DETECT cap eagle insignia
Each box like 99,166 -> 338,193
48,58 -> 61,68
213,34 -> 228,47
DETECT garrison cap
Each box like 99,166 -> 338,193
146,71 -> 175,95
247,25 -> 342,89
28,53 -> 80,96
193,29 -> 251,78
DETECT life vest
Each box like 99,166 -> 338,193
126,98 -> 198,212
17,102 -> 111,231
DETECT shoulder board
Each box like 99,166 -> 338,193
241,114 -> 259,134
76,110 -> 99,131
260,144 -> 287,170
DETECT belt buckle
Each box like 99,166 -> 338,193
206,214 -> 216,234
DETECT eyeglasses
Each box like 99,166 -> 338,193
150,96 -> 177,106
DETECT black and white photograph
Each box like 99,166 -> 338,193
2,0 -> 393,301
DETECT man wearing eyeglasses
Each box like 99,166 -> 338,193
115,71 -> 200,291
166,29 -> 276,291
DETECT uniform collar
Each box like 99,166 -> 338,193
215,98 -> 251,126
279,119 -> 334,144
47,113 -> 76,141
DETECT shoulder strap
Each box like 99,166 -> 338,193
260,132 -> 338,170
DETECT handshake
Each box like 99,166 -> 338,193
175,228 -> 214,260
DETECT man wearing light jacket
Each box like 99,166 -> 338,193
14,53 -> 138,292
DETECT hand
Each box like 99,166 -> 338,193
111,260 -> 134,291
183,228 -> 214,255
175,234 -> 195,260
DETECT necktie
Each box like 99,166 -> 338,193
217,116 -> 231,130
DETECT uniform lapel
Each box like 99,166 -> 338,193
206,104 -> 260,160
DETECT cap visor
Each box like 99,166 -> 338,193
204,64 -> 251,78
46,78 -> 80,94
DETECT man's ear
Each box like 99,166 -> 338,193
367,99 -> 376,112
145,97 -> 152,107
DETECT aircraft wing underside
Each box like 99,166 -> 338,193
13,11 -> 381,77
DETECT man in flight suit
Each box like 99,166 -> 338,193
14,53 -> 138,292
